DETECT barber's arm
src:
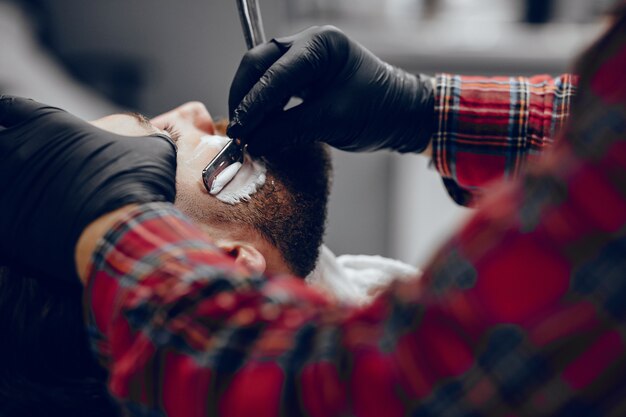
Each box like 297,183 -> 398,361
0,95 -> 177,283
2,61 -> 622,414
227,26 -> 577,206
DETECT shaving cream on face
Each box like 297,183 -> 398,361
210,162 -> 242,194
190,134 -> 266,204
215,153 -> 266,204
185,134 -> 230,165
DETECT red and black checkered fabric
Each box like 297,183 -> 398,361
84,15 -> 626,417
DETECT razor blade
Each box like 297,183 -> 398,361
201,0 -> 266,195
202,0 -> 265,194
201,138 -> 245,194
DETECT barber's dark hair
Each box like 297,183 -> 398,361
563,1 -> 626,158
572,1 -> 626,85
0,266 -> 120,417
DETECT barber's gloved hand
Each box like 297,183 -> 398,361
227,25 -> 434,155
0,96 -> 177,283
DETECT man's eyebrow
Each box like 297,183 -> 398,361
124,112 -> 154,130
124,111 -> 180,145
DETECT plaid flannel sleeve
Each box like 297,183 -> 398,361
432,73 -> 578,206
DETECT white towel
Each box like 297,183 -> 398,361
306,245 -> 421,305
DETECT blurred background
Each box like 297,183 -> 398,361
0,0 -> 612,267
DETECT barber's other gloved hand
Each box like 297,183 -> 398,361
0,96 -> 177,283
228,25 -> 434,155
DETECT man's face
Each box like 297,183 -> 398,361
90,102 -> 290,276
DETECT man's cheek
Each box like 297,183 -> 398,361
174,178 -> 195,214
174,181 -> 214,226
175,167 -> 206,205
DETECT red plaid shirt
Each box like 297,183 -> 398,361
84,23 -> 626,417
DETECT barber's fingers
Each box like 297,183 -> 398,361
227,26 -> 350,141
227,48 -> 321,140
0,95 -> 61,128
245,98 -> 328,155
227,32 -> 341,140
228,41 -> 285,121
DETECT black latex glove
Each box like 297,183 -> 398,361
0,96 -> 177,283
227,25 -> 434,155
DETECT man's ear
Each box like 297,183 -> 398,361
216,241 -> 266,275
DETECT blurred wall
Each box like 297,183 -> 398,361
38,0 -> 287,117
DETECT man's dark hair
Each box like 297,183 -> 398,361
0,267 -> 120,417
201,122 -> 333,277
263,143 -> 332,276
216,143 -> 332,277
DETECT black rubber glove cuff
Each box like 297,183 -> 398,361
385,72 -> 435,154
0,96 -> 177,283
